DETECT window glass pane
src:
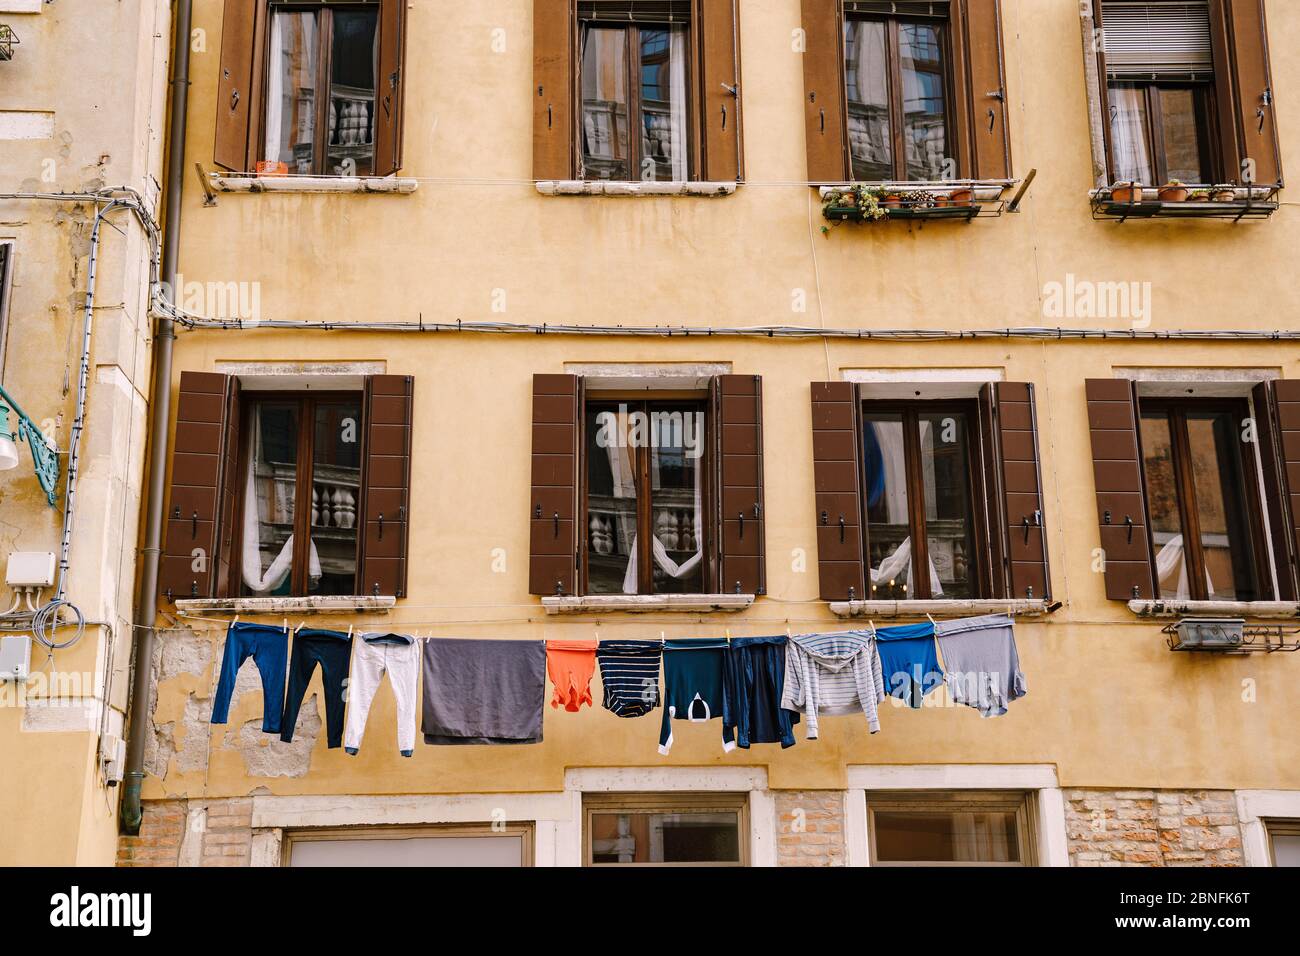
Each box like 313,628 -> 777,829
587,403 -> 638,594
326,8 -> 379,176
1185,410 -> 1260,601
290,835 -> 523,867
846,18 -> 893,181
1141,411 -> 1191,600
638,26 -> 688,181
590,811 -> 740,864
899,23 -> 948,180
1159,86 -> 1209,183
1272,832 -> 1300,867
1108,83 -> 1153,184
649,403 -> 705,594
581,27 -> 630,179
310,400 -> 362,595
874,809 -> 1020,863
243,402 -> 300,597
863,412 -> 912,599
265,11 -> 320,174
918,411 -> 975,598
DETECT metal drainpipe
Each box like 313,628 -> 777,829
121,0 -> 191,836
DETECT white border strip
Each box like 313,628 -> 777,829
1235,790 -> 1300,867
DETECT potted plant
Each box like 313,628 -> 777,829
1111,181 -> 1142,203
948,186 -> 975,206
1158,179 -> 1189,202
821,184 -> 887,223
1188,188 -> 1210,202
1211,186 -> 1237,202
883,190 -> 904,209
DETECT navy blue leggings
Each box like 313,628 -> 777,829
210,623 -> 289,734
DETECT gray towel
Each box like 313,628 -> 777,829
934,614 -> 1026,718
421,639 -> 546,745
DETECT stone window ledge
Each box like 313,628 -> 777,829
535,180 -> 737,197
1128,599 -> 1300,620
211,174 -> 418,195
542,594 -> 754,615
174,596 -> 395,616
829,598 -> 1050,619
818,181 -> 1012,203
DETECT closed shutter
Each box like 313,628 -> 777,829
700,0 -> 743,182
714,375 -> 765,595
801,0 -> 849,183
533,0 -> 576,180
811,382 -> 866,601
983,383 -> 1049,599
359,375 -> 413,598
1265,380 -> 1300,600
954,0 -> 1011,179
159,372 -> 236,601
1218,0 -> 1282,185
214,0 -> 258,171
1085,379 -> 1155,601
529,374 -> 580,596
1102,1 -> 1214,78
373,0 -> 409,177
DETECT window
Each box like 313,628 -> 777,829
866,791 -> 1036,866
583,793 -> 747,866
284,825 -> 532,866
1266,820 -> 1300,867
0,241 -> 12,380
1138,399 -> 1267,602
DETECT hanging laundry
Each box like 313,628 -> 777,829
421,639 -> 546,745
781,630 -> 883,739
725,636 -> 798,749
345,633 -> 420,757
211,622 -> 289,735
546,639 -> 598,712
596,640 -> 663,718
281,628 -> 353,749
873,621 -> 943,709
934,614 -> 1027,718
659,639 -> 734,755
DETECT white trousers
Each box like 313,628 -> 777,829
344,636 -> 420,755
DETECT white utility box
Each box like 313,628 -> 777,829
6,551 -> 56,588
0,635 -> 31,681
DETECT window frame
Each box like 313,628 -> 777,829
1264,818 -> 1300,867
582,792 -> 748,867
579,391 -> 714,596
1136,396 -> 1271,603
1105,78 -> 1221,185
859,398 -> 990,601
232,389 -> 366,598
282,823 -> 534,867
0,241 -> 13,380
865,790 -> 1038,867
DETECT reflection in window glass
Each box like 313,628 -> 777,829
586,404 -> 638,594
590,811 -> 740,864
581,27 -> 630,180
638,26 -> 688,181
918,411 -> 974,598
1140,412 -> 1189,600
1108,83 -> 1153,184
1185,411 -> 1259,601
243,402 -> 300,597
863,413 -> 912,599
1159,86 -> 1210,184
311,400 -> 362,596
649,407 -> 704,594
899,23 -> 947,180
846,19 -> 892,181
874,809 -> 1021,863
264,11 -> 320,174
1271,830 -> 1300,867
326,9 -> 379,176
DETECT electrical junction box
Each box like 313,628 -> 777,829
101,734 -> 126,785
0,635 -> 31,681
1171,617 -> 1245,650
6,551 -> 55,588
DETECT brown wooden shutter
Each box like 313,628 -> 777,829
700,0 -> 743,182
1085,379 -> 1155,601
213,377 -> 242,597
359,375 -> 413,598
1215,0 -> 1282,186
533,0 -> 576,180
1263,380 -> 1300,600
214,0 -> 258,171
714,374 -> 765,595
373,0 -> 409,177
811,382 -> 866,601
982,382 -> 1048,599
977,384 -> 1007,598
953,0 -> 1011,180
801,0 -> 848,183
529,374 -> 580,596
160,372 -> 236,601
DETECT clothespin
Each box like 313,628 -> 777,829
724,626 -> 732,642
785,622 -> 792,639
346,624 -> 353,640
926,612 -> 936,627
282,618 -> 288,634
232,614 -> 240,626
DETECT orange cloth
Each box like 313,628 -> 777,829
546,640 -> 598,712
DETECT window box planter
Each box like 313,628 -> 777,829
1091,184 -> 1279,222
819,181 -> 1011,229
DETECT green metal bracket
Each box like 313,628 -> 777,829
0,383 -> 60,507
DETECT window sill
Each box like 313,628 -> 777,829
210,174 -> 419,195
541,594 -> 754,615
174,596 -> 396,616
829,598 -> 1051,619
1128,599 -> 1300,620
1089,186 -> 1278,221
535,180 -> 738,198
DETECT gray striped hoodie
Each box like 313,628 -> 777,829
780,630 -> 884,739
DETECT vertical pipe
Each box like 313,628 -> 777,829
121,0 -> 191,836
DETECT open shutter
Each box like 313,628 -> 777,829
714,375 -> 765,595
801,0 -> 848,183
1217,0 -> 1282,186
1085,379 -> 1155,601
359,375 -> 413,598
983,383 -> 1048,599
530,374 -> 580,596
533,0 -> 575,180
1263,381 -> 1300,600
159,372 -> 235,601
373,0 -> 409,176
214,0 -> 258,171
214,377 -> 242,597
811,382 -> 866,601
700,0 -> 743,182
954,0 -> 1011,180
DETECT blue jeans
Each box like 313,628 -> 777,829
210,622 -> 289,734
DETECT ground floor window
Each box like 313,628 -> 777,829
866,791 -> 1037,866
1267,820 -> 1300,867
583,792 -> 747,866
283,824 -> 532,867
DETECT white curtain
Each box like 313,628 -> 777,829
951,812 -> 1014,863
241,417 -> 321,595
666,26 -> 688,181
1109,86 -> 1153,184
867,421 -> 943,597
1154,534 -> 1213,600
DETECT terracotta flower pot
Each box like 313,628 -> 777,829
948,187 -> 974,205
1111,184 -> 1142,203
1158,184 -> 1189,202
883,194 -> 903,208
1211,189 -> 1237,202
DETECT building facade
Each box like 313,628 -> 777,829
106,0 -> 1300,867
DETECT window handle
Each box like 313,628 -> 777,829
839,514 -> 846,544
1258,106 -> 1267,134
1125,515 -> 1134,543
737,511 -> 744,539
1022,515 -> 1031,543
987,108 -> 996,134
191,511 -> 198,539
820,108 -> 825,133
721,102 -> 727,131
554,511 -> 560,538
230,88 -> 240,112
548,104 -> 553,130
377,512 -> 384,540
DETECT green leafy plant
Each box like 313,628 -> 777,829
821,183 -> 889,224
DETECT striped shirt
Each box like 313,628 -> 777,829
596,640 -> 663,718
780,631 -> 883,738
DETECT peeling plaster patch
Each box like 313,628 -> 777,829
158,628 -> 214,681
21,697 -> 98,732
0,111 -> 55,140
173,696 -> 213,775
144,717 -> 174,778
225,698 -> 320,779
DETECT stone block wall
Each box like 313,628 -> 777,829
1064,789 -> 1244,866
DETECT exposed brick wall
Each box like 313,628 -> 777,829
116,799 -> 185,867
776,790 -> 846,866
117,799 -> 255,868
1065,789 -> 1244,867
